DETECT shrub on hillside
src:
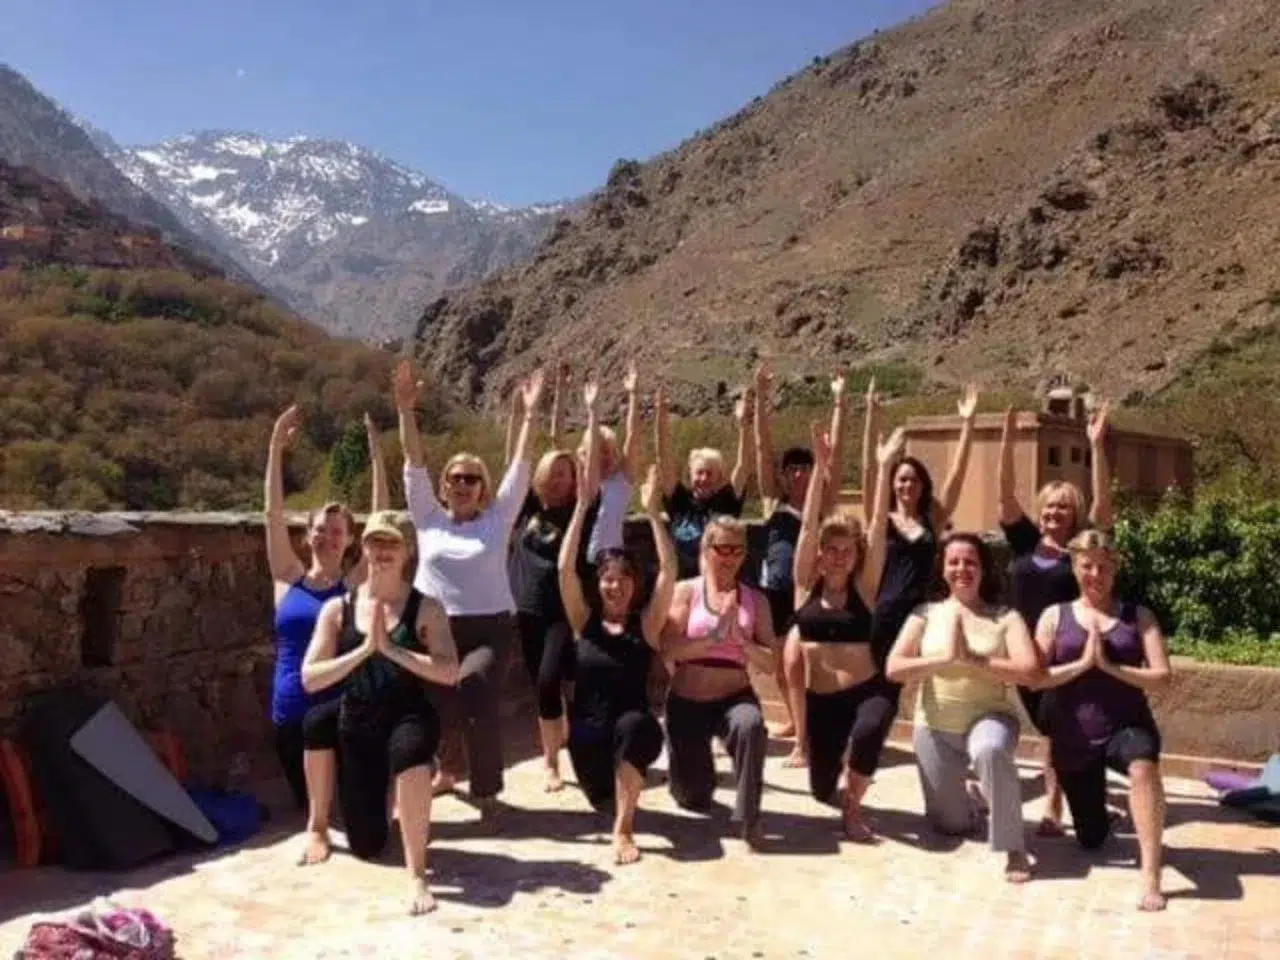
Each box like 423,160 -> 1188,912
1116,494 -> 1280,642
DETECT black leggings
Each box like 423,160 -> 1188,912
1017,687 -> 1048,735
304,694 -> 438,861
806,677 -> 900,802
1055,726 -> 1161,850
568,710 -> 664,812
273,719 -> 307,811
516,612 -> 577,721
435,613 -> 511,799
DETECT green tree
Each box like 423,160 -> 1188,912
327,420 -> 369,502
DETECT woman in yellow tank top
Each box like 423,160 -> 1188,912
886,532 -> 1042,883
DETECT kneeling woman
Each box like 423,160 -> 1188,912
301,511 -> 460,915
1033,529 -> 1171,912
557,382 -> 678,863
886,533 -> 1041,882
664,517 -> 775,848
789,421 -> 900,840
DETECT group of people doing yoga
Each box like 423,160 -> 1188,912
263,359 -> 1173,915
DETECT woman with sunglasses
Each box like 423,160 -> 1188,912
997,400 -> 1113,836
654,380 -> 754,580
557,379 -> 678,864
663,516 -> 775,848
301,511 -> 460,915
396,360 -> 546,826
790,417 -> 901,841
886,533 -> 1041,883
752,363 -> 848,760
1033,529 -> 1171,911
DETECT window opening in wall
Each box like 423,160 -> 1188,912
1070,447 -> 1083,464
1047,446 -> 1062,468
80,566 -> 126,667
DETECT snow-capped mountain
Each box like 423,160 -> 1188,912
111,130 -> 566,340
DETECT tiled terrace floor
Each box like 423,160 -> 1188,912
1,734 -> 1275,959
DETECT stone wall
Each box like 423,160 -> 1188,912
1,512 -> 1276,792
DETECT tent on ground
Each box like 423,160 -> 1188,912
22,688 -> 218,870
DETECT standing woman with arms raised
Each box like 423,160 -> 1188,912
558,379 -> 678,864
1032,529 -> 1171,910
789,417 -> 900,840
396,359 -> 546,826
654,380 -> 754,580
997,400 -> 1112,835
753,363 -> 847,757
264,405 -> 388,865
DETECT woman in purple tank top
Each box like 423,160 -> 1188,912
1032,529 -> 1172,912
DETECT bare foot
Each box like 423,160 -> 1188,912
613,833 -> 641,865
1035,817 -> 1065,838
741,820 -> 764,851
842,797 -> 875,844
409,874 -> 437,916
543,769 -> 565,793
1005,851 -> 1032,884
781,748 -> 808,769
1138,880 -> 1167,912
773,722 -> 796,738
432,771 -> 456,796
297,829 -> 331,866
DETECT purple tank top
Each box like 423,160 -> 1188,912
1047,602 -> 1155,768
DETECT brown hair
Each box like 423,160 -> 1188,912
934,531 -> 1001,605
309,501 -> 355,536
532,450 -> 577,505
818,510 -> 866,579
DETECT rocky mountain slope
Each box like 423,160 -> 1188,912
114,132 -> 564,340
0,66 -> 251,281
407,0 -> 1280,415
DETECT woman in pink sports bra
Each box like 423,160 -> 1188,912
663,516 -> 776,848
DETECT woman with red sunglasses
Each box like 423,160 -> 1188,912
662,516 -> 776,848
395,360 -> 546,828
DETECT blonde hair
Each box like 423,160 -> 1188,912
439,453 -> 493,510
701,515 -> 747,552
1067,527 -> 1118,556
576,424 -> 617,455
819,510 -> 867,577
1034,481 -> 1087,535
532,449 -> 577,504
688,447 -> 727,483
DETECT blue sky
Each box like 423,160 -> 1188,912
2,0 -> 936,207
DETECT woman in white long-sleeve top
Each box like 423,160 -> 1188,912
394,359 -> 546,825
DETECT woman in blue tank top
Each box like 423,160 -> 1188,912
265,404 -> 389,866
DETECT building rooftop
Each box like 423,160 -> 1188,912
1,736 -> 1273,959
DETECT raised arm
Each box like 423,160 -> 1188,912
824,372 -> 849,515
1098,606 -> 1171,692
753,363 -> 777,507
559,380 -> 602,635
503,388 -> 524,469
301,597 -> 371,693
856,427 -> 904,607
381,596 -> 461,687
934,383 -> 979,528
860,379 -> 880,528
730,389 -> 754,499
620,361 -> 641,481
655,381 -> 677,497
395,360 -> 438,523
264,406 -> 305,588
792,421 -> 833,598
1087,400 -> 1113,528
493,370 -> 546,521
548,360 -> 570,450
885,606 -> 956,684
996,406 -> 1024,526
641,465 -> 679,647
366,413 -> 389,512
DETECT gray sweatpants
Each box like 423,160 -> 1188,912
913,713 -> 1025,853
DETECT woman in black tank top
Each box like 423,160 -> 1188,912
300,511 -> 461,916
788,417 -> 901,841
558,381 -> 679,866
